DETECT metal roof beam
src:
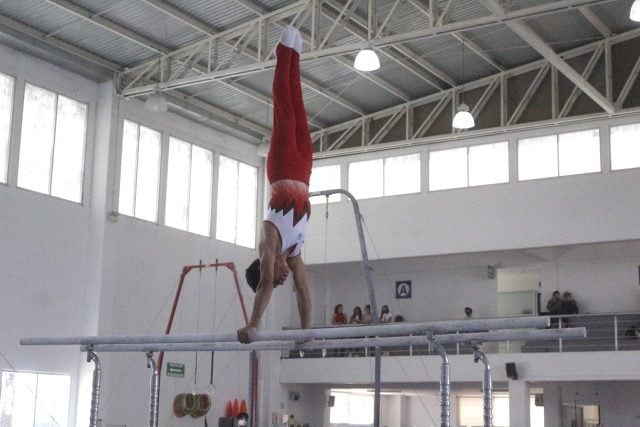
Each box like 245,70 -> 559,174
312,27 -> 640,144
616,52 -> 640,107
325,0 -> 453,89
479,0 -> 616,114
43,0 -> 169,54
453,32 -> 504,72
579,6 -> 611,38
119,0 -> 616,98
559,46 -> 603,117
0,13 -> 121,72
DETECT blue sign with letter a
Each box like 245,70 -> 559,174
395,280 -> 412,299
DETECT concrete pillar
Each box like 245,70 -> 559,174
509,380 -> 530,427
543,383 -> 562,427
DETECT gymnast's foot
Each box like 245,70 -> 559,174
237,325 -> 257,343
280,26 -> 303,54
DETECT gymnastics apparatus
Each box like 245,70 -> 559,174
22,190 -> 587,427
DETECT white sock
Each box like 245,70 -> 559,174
280,26 -> 298,50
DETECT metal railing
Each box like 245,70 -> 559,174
283,312 -> 640,359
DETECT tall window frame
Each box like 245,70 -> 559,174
216,155 -> 258,249
165,136 -> 214,237
310,164 -> 341,204
17,82 -> 88,203
610,122 -> 640,171
118,119 -> 162,223
0,71 -> 14,184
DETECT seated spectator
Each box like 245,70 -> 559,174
625,324 -> 640,339
332,304 -> 347,326
362,304 -> 373,324
380,305 -> 393,323
464,307 -> 473,319
350,306 -> 363,324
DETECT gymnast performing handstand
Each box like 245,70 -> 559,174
237,27 -> 312,344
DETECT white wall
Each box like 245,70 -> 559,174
0,43 -> 101,427
304,114 -> 640,265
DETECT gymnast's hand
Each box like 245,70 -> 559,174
237,325 -> 257,344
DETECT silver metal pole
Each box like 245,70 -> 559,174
87,351 -> 101,427
146,352 -> 159,427
78,328 -> 586,353
433,342 -> 450,427
473,345 -> 492,427
249,350 -> 256,427
21,316 -> 551,346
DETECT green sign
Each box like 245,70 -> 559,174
166,362 -> 185,378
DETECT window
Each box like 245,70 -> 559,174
469,141 -> 509,186
0,371 -> 70,427
0,72 -> 14,184
310,164 -> 341,204
348,154 -> 420,200
165,137 -> 213,236
17,84 -> 87,202
429,142 -> 508,191
610,123 -> 640,170
329,391 -> 374,425
118,120 -> 162,222
518,129 -> 600,181
216,155 -> 257,248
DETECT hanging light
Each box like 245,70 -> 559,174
452,103 -> 475,129
631,0 -> 640,22
354,47 -> 380,72
452,38 -> 475,130
144,86 -> 168,112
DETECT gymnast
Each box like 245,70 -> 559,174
237,26 -> 312,344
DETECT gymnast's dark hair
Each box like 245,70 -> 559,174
246,258 -> 261,293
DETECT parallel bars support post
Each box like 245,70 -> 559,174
87,351 -> 101,427
146,352 -> 159,427
473,345 -> 493,427
434,342 -> 450,427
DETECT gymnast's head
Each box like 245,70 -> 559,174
246,256 -> 289,292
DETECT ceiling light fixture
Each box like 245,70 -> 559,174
354,46 -> 380,72
452,38 -> 475,130
631,0 -> 640,21
144,86 -> 168,113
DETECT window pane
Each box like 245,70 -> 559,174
118,120 -> 138,216
236,163 -> 257,248
611,123 -> 640,170
51,95 -> 87,202
188,145 -> 213,236
216,156 -> 239,243
0,73 -> 14,184
1,372 -> 70,427
18,84 -> 56,194
309,164 -> 341,204
558,128 -> 600,176
469,141 -> 509,186
33,373 -> 70,427
518,135 -> 558,181
134,125 -> 161,222
429,147 -> 467,191
384,153 -> 420,196
348,159 -> 383,199
165,137 -> 191,230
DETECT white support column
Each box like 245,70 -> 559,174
543,383 -> 562,427
509,379 -> 530,427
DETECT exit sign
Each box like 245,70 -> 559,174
166,362 -> 185,378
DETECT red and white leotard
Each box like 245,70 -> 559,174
264,42 -> 312,256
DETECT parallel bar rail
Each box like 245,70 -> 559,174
21,316 -> 551,346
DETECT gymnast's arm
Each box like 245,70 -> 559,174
287,255 -> 311,330
237,223 -> 279,343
